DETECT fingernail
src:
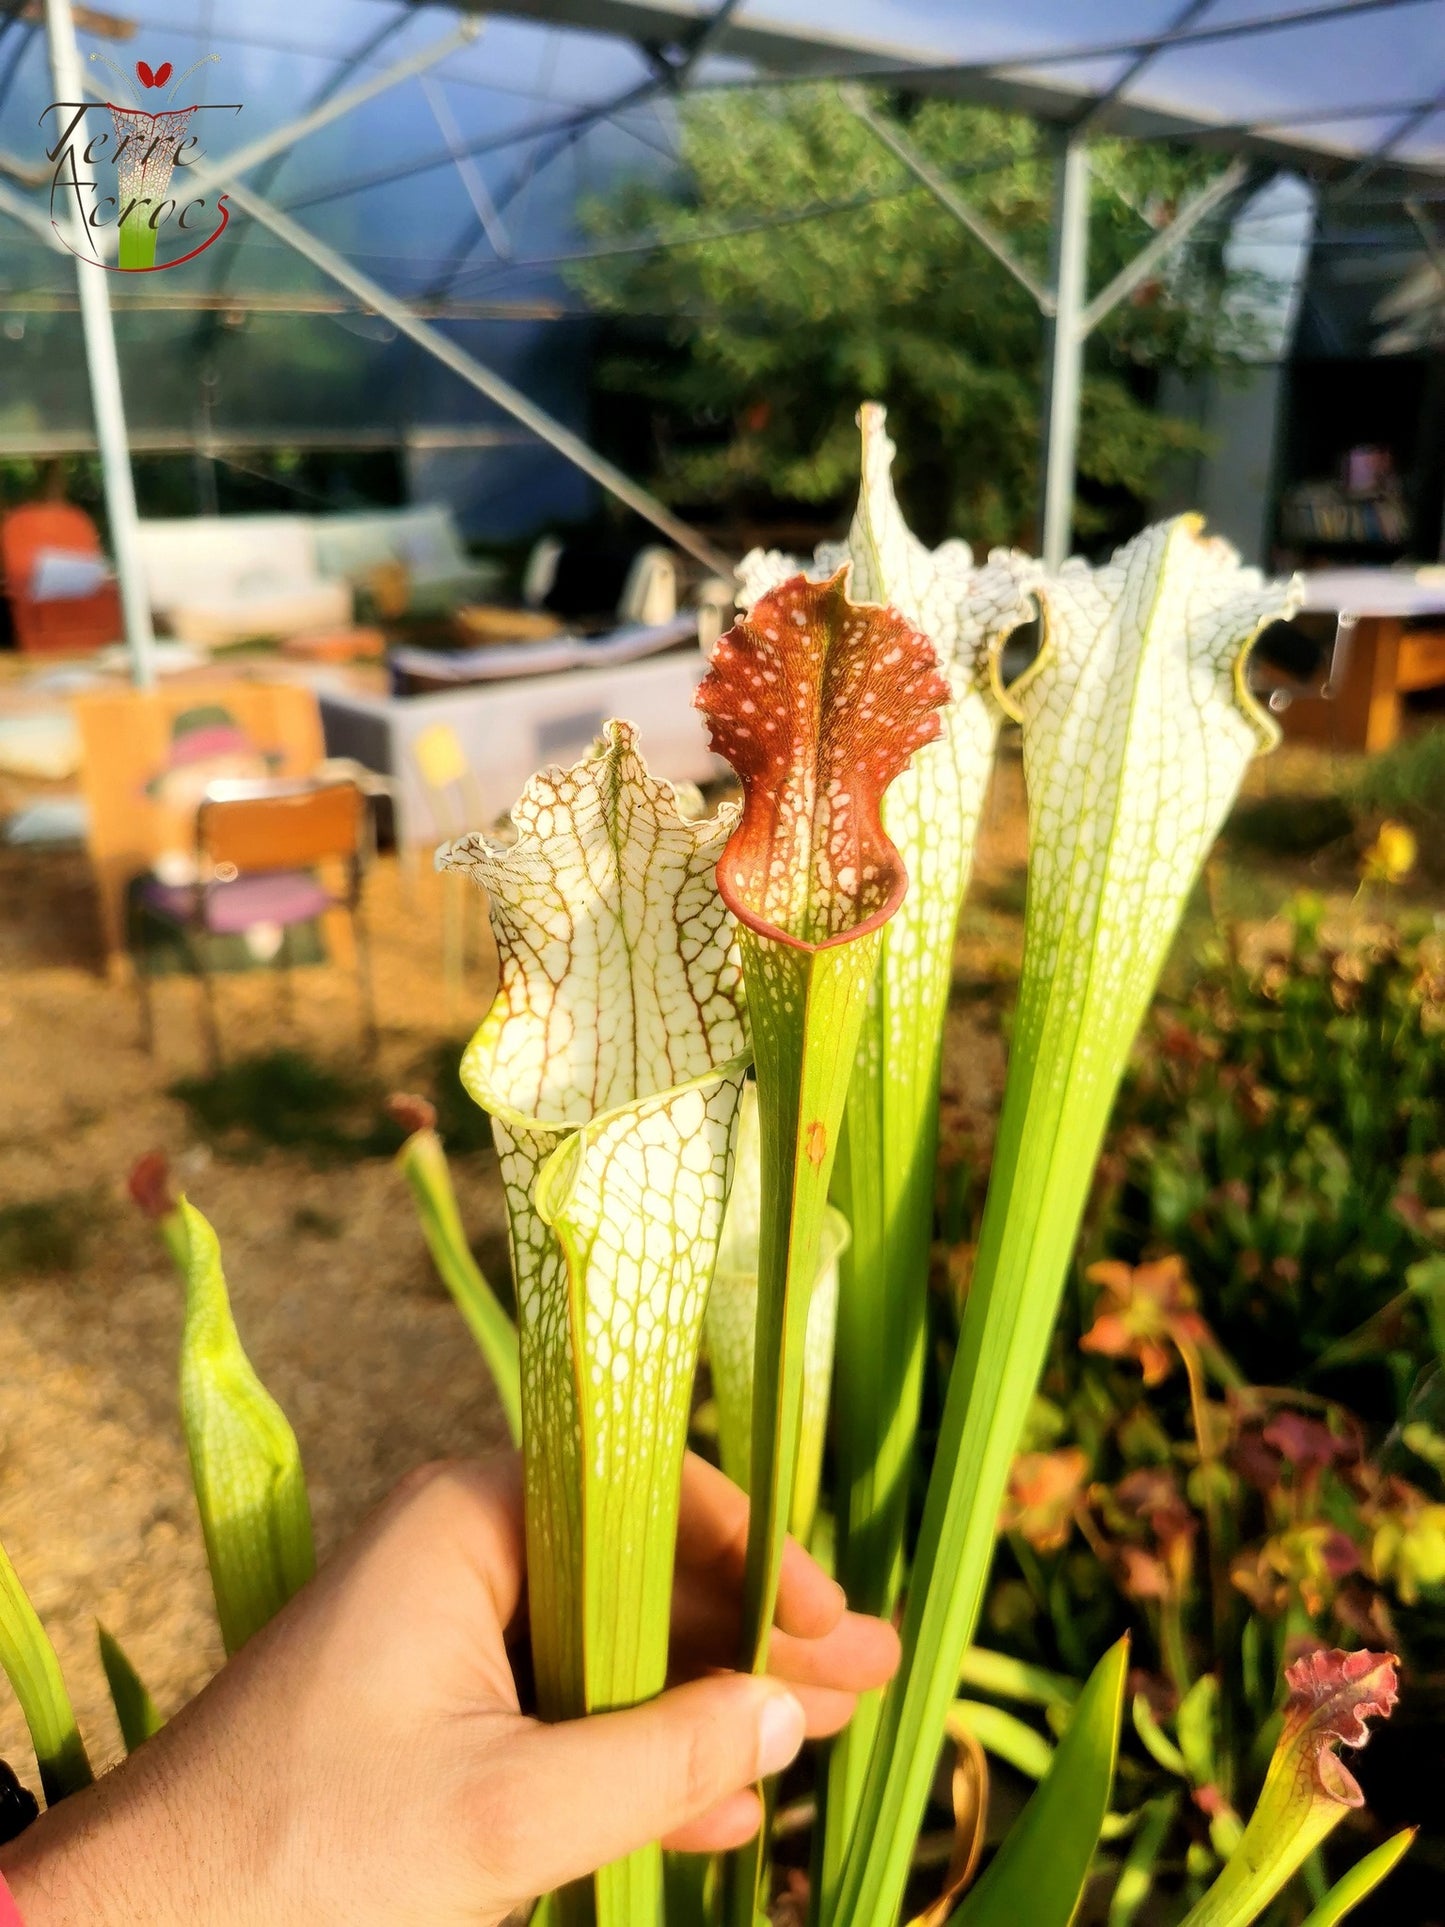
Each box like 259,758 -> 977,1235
757,1690 -> 806,1778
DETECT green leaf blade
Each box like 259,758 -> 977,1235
1107,1795 -> 1181,1927
97,1624 -> 162,1754
396,1125 -> 522,1442
959,1646 -> 1080,1712
953,1635 -> 1130,1927
951,1699 -> 1055,1781
1299,1831 -> 1414,1927
0,1537 -> 91,1805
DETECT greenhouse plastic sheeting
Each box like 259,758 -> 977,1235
0,0 -> 1441,534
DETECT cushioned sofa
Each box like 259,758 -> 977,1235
135,516 -> 351,647
135,505 -> 498,645
310,505 -> 499,618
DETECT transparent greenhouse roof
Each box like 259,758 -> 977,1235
0,1 -> 1440,528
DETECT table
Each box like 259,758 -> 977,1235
316,646 -> 725,852
1282,568 -> 1445,752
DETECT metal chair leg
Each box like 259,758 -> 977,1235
277,922 -> 295,1033
185,929 -> 222,1072
353,904 -> 379,1059
127,895 -> 157,1055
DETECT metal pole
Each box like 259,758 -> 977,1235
44,0 -> 156,684
221,178 -> 736,577
1039,136 -> 1089,569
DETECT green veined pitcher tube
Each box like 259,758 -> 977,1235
696,569 -> 948,1686
736,407 -> 1039,1900
829,518 -> 1302,1927
705,1080 -> 848,1547
440,722 -> 750,1927
697,570 -> 948,1927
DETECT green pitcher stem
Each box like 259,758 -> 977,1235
739,934 -> 880,1674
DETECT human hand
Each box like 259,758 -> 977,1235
0,1454 -> 899,1925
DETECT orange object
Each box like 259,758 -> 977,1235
1,501 -> 122,655
280,625 -> 387,663
200,779 -> 365,874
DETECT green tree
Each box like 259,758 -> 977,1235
573,90 -> 1263,548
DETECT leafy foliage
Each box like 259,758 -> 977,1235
573,91 -> 1262,545
1104,902 -> 1445,1399
943,900 -> 1444,1918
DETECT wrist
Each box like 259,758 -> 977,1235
0,1750 -> 225,1927
0,1793 -> 121,1927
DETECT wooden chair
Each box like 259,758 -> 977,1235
1,502 -> 122,655
132,777 -> 376,1066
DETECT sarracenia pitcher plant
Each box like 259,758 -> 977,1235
433,441 -> 1399,1926
738,406 -> 1041,1890
694,566 -> 948,1694
0,410 -> 1411,1927
826,513 -> 1307,1927
440,721 -> 752,1927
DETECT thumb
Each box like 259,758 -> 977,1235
476,1675 -> 806,1904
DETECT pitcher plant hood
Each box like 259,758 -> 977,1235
695,567 -> 949,950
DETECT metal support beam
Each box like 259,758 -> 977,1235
1036,150 -> 1250,564
1340,84 -> 1445,195
672,0 -> 746,88
1068,0 -> 1215,139
1078,156 -> 1250,335
44,0 -> 156,685
420,72 -> 513,260
1039,137 -> 1089,569
181,18 -> 480,206
841,86 -> 1054,312
219,178 -> 735,577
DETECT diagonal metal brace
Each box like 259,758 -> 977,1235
218,177 -> 736,577
840,85 -> 1055,314
1077,155 -> 1249,337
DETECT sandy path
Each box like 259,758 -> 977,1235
0,832 -> 514,1778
